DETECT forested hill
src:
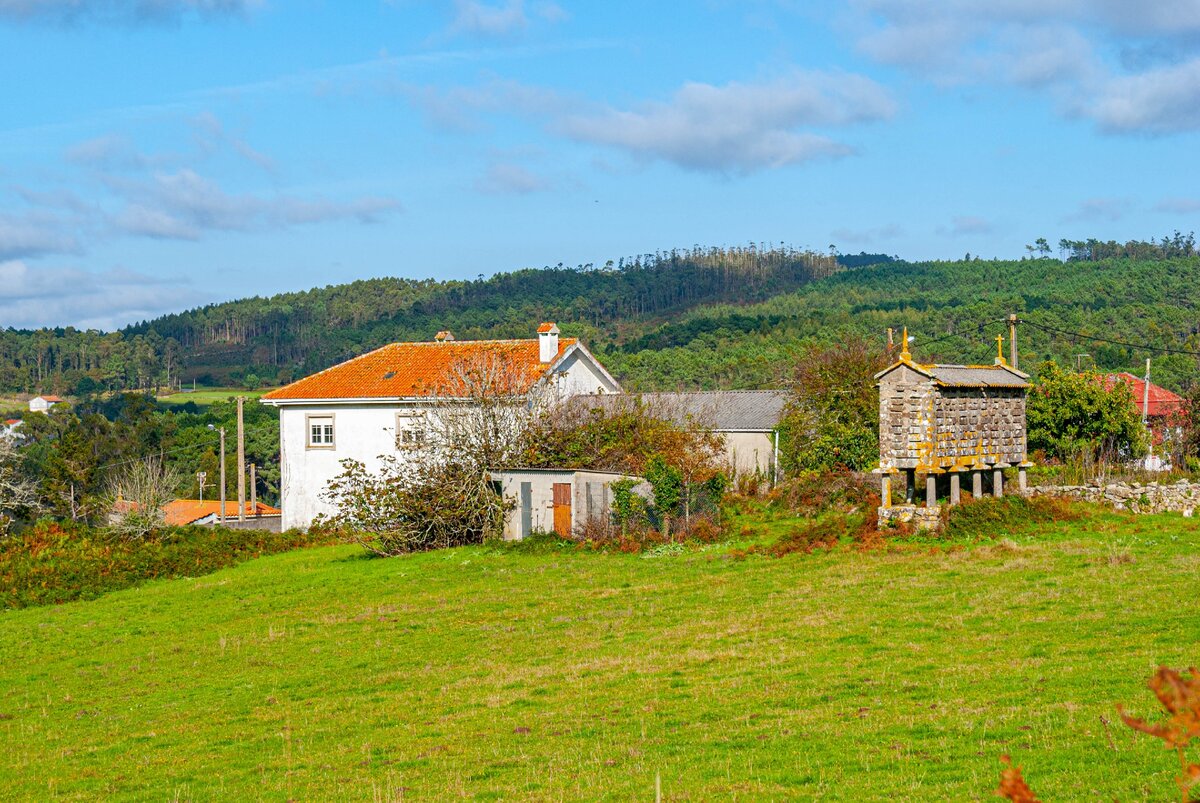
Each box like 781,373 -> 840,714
5,239 -> 1200,395
0,246 -> 848,393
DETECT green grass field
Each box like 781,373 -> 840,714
158,388 -> 265,408
1,512 -> 1197,800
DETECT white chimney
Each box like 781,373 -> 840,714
537,322 -> 559,363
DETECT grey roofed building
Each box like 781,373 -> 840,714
565,390 -> 788,478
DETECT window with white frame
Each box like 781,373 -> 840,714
395,412 -> 427,449
307,415 -> 335,448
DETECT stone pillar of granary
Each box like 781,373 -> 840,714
993,467 -> 1004,498
880,473 -> 892,508
950,472 -> 961,505
972,471 -> 984,498
1018,465 -> 1028,493
905,468 -> 916,504
926,474 -> 937,508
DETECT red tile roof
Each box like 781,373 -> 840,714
537,322 -> 558,333
262,338 -> 578,401
39,395 -> 64,403
163,499 -> 282,526
1104,372 -> 1186,418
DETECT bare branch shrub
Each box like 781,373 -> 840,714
321,352 -> 535,555
0,436 -> 39,536
103,458 -> 180,540
320,456 -> 507,555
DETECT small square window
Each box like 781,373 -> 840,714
396,413 -> 428,450
307,416 -> 334,448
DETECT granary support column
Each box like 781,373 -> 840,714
1018,465 -> 1029,493
880,473 -> 892,508
993,467 -> 1004,498
950,472 -> 961,505
905,469 -> 916,504
926,474 -> 937,508
972,471 -> 983,498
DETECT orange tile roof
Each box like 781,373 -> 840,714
537,322 -> 557,333
262,338 -> 578,401
163,499 -> 282,526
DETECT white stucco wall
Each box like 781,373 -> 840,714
274,349 -> 620,530
722,431 -> 777,478
491,469 -> 646,540
279,403 -> 434,530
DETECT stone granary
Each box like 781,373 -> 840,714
874,331 -> 1032,526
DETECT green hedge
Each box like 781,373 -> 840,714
0,521 -> 334,609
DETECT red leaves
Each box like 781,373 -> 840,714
997,755 -> 1041,803
1120,666 -> 1200,801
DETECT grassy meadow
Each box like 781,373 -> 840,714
1,510 -> 1197,800
158,388 -> 266,408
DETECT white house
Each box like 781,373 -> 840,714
28,395 -> 64,413
0,418 -> 21,441
261,323 -> 621,530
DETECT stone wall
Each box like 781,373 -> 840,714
878,504 -> 943,530
1026,480 -> 1200,516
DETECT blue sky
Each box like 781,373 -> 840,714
1,0 -> 1198,329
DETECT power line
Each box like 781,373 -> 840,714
1018,318 -> 1200,358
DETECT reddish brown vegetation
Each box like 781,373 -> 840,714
1119,666 -> 1200,802
997,755 -> 1041,802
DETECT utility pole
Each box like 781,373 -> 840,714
1142,357 -> 1152,427
886,327 -> 895,361
1008,314 -> 1018,369
197,471 -> 207,503
218,426 -> 226,525
250,463 -> 257,515
237,396 -> 246,523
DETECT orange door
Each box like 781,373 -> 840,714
552,482 -> 572,537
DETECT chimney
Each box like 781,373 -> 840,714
434,330 -> 455,343
537,322 -> 559,363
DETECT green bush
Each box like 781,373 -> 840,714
942,495 -> 1080,540
0,520 -> 333,609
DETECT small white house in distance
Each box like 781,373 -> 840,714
1,418 -> 21,441
489,468 -> 648,540
260,323 -> 622,530
28,395 -> 64,413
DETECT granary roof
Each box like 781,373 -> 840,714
1104,372 -> 1185,418
261,337 -> 579,402
164,499 -> 281,526
926,365 -> 1031,388
875,359 -> 1030,388
568,390 -> 788,432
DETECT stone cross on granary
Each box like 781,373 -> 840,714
873,329 -> 1033,529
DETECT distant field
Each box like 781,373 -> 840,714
158,388 -> 265,407
1,511 -> 1196,799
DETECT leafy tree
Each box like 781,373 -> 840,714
778,338 -> 888,473
644,454 -> 683,540
1026,361 -> 1148,461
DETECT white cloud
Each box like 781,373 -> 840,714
446,0 -> 565,38
106,168 -> 402,239
0,213 -> 81,259
1062,197 -> 1130,222
557,71 -> 896,173
831,223 -> 903,245
849,0 -> 1200,133
940,215 -> 993,236
0,0 -> 260,25
1156,197 -> 1200,213
475,162 -> 552,194
0,260 -> 207,330
1086,58 -> 1200,133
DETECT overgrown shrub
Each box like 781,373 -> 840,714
943,495 -> 1080,540
767,513 -> 884,557
319,458 -> 509,556
1027,360 -> 1149,462
0,520 -> 332,609
770,469 -> 879,515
